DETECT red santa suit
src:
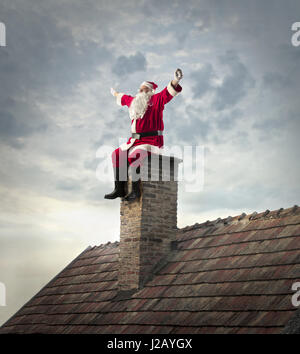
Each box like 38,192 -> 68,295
115,80 -> 182,157
111,81 -> 182,170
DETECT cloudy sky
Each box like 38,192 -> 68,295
1,0 -> 300,325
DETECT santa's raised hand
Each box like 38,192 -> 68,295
110,87 -> 117,97
174,68 -> 183,82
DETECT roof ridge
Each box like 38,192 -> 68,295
91,240 -> 120,250
178,204 -> 299,232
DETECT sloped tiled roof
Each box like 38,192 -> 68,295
1,205 -> 300,334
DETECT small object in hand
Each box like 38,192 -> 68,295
110,87 -> 116,96
174,68 -> 183,81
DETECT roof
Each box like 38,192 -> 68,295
1,205 -> 300,334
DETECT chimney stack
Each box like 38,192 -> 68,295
118,154 -> 182,291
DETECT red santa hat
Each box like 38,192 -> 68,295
140,81 -> 158,91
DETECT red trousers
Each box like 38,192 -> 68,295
112,147 -> 151,168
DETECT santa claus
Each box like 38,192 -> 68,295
104,68 -> 183,201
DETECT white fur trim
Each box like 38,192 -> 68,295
119,138 -> 136,151
131,118 -> 137,133
116,93 -> 124,106
167,81 -> 179,97
128,144 -> 163,155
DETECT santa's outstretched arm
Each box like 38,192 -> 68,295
110,87 -> 134,107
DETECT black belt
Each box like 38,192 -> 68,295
131,130 -> 163,139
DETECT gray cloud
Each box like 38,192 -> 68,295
263,71 -> 291,90
252,117 -> 286,132
213,50 -> 256,111
251,108 -> 300,145
190,63 -> 216,99
140,1 -> 212,48
112,51 -> 147,77
0,110 -> 33,138
214,108 -> 243,131
189,52 -> 255,112
0,2 -> 112,148
180,183 -> 278,214
56,178 -> 84,192
171,103 -> 212,145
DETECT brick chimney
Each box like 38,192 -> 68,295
118,154 -> 182,291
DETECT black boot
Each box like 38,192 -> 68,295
104,166 -> 127,199
123,165 -> 141,202
123,180 -> 141,201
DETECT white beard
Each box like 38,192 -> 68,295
129,90 -> 153,120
